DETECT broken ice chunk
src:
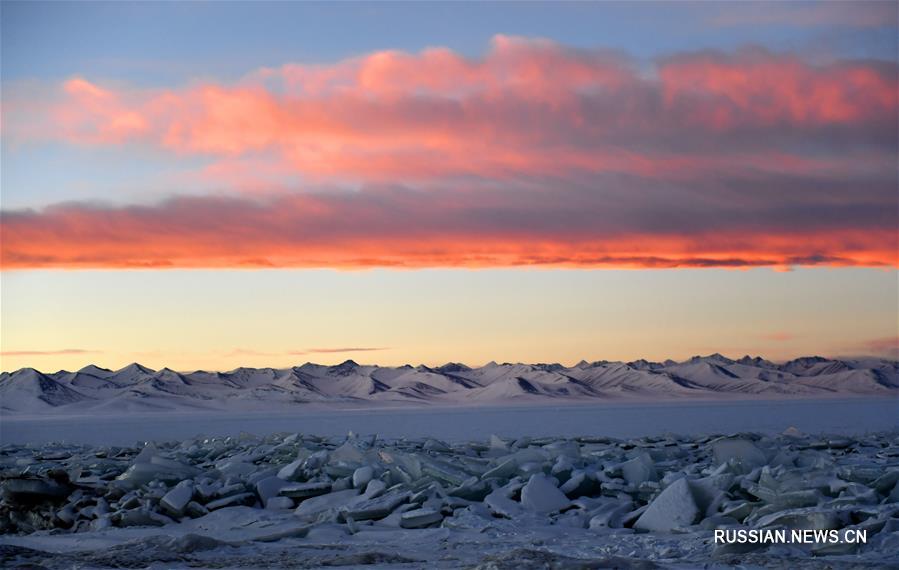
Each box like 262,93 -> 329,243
114,460 -> 199,489
185,501 -> 208,518
276,459 -> 304,481
330,442 -> 365,464
294,488 -> 360,519
360,479 -> 386,500
342,490 -> 411,521
1,478 -> 70,503
551,456 -> 575,481
520,474 -> 571,514
688,474 -> 733,517
782,426 -> 804,438
56,505 -> 76,526
214,455 -> 258,479
423,439 -> 451,452
484,488 -> 525,519
489,434 -> 510,455
619,453 -> 657,486
377,450 -> 421,478
255,476 -> 290,504
160,480 -> 194,516
301,450 -> 329,473
633,478 -> 700,532
399,507 -> 443,529
132,443 -> 158,464
712,439 -> 767,473
587,497 -> 635,530
872,470 -> 899,495
889,480 -> 899,503
754,506 -> 842,530
721,500 -> 755,521
279,481 -> 332,500
482,457 -> 518,480
115,507 -> 173,527
838,465 -> 883,485
265,496 -> 295,510
448,477 -> 492,502
205,492 -> 257,510
420,458 -> 470,487
559,470 -> 600,499
699,515 -> 740,531
352,466 -> 374,489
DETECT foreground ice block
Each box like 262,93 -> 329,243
520,474 -> 571,513
711,439 -> 767,473
633,478 -> 699,532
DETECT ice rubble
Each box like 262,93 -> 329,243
1,429 -> 898,567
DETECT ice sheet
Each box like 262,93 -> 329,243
2,397 -> 896,446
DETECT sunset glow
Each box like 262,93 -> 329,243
1,1 -> 896,371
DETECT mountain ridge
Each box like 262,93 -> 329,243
2,355 -> 897,414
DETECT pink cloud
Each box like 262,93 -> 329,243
861,336 -> 899,358
225,347 -> 390,357
4,38 -> 895,185
302,347 -> 390,354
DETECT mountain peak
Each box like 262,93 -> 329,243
117,362 -> 155,374
438,362 -> 471,373
78,364 -> 113,376
737,355 -> 774,368
688,353 -> 734,365
627,359 -> 663,370
327,360 -> 360,375
11,367 -> 46,378
784,356 -> 829,365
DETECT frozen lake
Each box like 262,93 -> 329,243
2,397 -> 896,446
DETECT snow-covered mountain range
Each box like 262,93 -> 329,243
2,355 -> 897,414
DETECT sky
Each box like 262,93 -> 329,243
1,1 -> 897,372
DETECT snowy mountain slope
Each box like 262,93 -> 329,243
1,355 -> 896,414
52,370 -> 122,392
791,368 -> 899,393
0,369 -> 91,412
566,363 -> 699,396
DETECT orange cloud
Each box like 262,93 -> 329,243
2,191 -> 896,270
